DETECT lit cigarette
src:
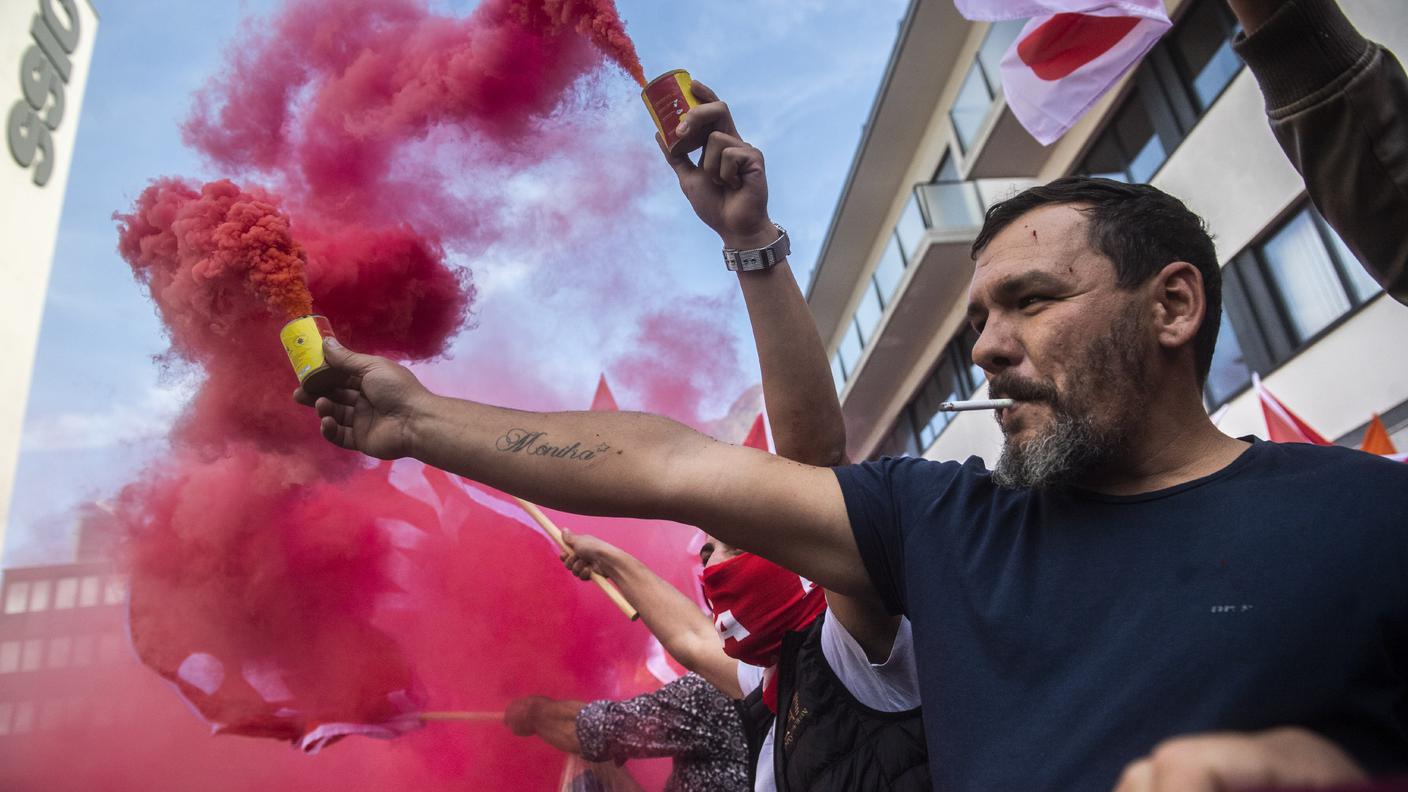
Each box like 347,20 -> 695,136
937,398 -> 1014,412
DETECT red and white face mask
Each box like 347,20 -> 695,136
699,552 -> 825,669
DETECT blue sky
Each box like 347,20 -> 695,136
9,0 -> 908,565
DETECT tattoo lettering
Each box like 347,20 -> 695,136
496,428 -> 610,461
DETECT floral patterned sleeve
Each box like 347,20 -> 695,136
575,673 -> 746,765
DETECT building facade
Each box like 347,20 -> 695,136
807,0 -> 1408,465
0,0 -> 100,558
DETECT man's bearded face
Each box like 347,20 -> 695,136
989,301 -> 1148,489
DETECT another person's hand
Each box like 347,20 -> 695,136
560,529 -> 622,581
658,81 -> 777,251
292,339 -> 432,460
1113,727 -> 1366,791
504,695 -> 546,737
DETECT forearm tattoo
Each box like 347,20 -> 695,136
496,428 -> 610,461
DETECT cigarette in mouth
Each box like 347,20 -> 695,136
937,398 -> 1015,412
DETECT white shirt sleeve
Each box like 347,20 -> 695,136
818,609 -> 921,712
736,661 -> 766,696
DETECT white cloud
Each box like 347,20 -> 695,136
21,383 -> 187,453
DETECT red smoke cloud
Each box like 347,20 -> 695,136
0,0 -> 761,790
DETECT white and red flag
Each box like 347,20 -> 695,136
955,0 -> 1171,145
1252,373 -> 1331,445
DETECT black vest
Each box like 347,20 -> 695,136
741,612 -> 931,791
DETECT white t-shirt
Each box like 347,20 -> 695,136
736,610 -> 920,792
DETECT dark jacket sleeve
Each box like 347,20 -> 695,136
1234,0 -> 1408,304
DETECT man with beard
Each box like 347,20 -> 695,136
296,151 -> 1408,789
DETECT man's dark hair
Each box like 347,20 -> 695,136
971,177 -> 1222,386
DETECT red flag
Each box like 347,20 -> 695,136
590,374 -> 619,412
1253,374 -> 1330,445
742,412 -> 771,452
1360,414 -> 1399,456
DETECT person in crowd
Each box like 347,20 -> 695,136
1227,0 -> 1407,302
296,84 -> 1408,789
508,84 -> 928,791
505,671 -> 748,792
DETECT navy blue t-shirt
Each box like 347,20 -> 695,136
835,439 -> 1408,791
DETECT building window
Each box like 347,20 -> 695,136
951,64 -> 992,153
22,639 -> 43,672
48,637 -> 72,669
854,279 -> 886,346
29,580 -> 50,612
1167,0 -> 1242,111
871,328 -> 986,458
54,577 -> 78,609
12,702 -> 34,735
4,582 -> 29,615
950,21 -> 1025,152
1209,204 -> 1381,408
1205,311 -> 1252,407
1078,0 -> 1242,182
837,318 -> 864,382
0,641 -> 19,673
894,196 -> 927,264
79,575 -> 101,608
830,352 -> 846,393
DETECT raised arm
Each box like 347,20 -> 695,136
296,347 -> 871,598
559,529 -> 741,697
669,82 -> 901,661
1227,0 -> 1408,302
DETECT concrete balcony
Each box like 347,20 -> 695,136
958,95 -> 1048,180
839,181 -> 985,456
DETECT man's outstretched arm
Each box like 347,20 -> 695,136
296,345 -> 872,598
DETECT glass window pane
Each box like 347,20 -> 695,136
912,357 -> 963,451
22,639 -> 44,671
854,281 -> 885,345
958,325 -> 987,392
28,580 -> 50,612
79,576 -> 101,607
1261,210 -> 1352,342
978,20 -> 1025,93
838,319 -> 864,378
1081,133 -> 1129,181
0,640 -> 20,673
934,153 -> 960,183
919,181 -> 983,230
950,63 -> 993,152
54,577 -> 78,609
13,702 -> 34,734
874,235 -> 908,303
830,352 -> 846,391
1321,219 -> 1382,303
1172,0 -> 1240,110
895,195 -> 927,264
5,582 -> 29,614
1205,311 -> 1252,406
1115,94 -> 1167,183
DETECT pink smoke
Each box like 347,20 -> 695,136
1,1 -> 761,790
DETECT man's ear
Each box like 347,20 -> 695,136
1151,261 -> 1205,353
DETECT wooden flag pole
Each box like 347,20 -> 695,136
513,497 -> 640,621
419,711 -> 504,722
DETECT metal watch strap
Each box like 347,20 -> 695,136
723,224 -> 790,272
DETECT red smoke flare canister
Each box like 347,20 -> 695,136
281,314 -> 340,396
642,69 -> 699,153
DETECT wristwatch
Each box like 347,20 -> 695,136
723,224 -> 790,272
